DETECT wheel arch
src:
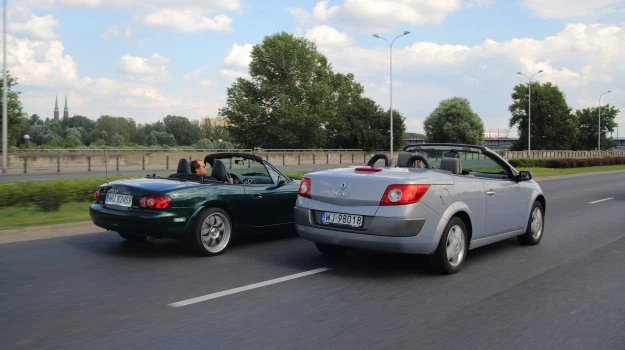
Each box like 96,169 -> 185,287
185,200 -> 238,235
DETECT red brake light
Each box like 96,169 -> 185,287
93,188 -> 101,203
139,195 -> 172,210
380,184 -> 430,206
298,177 -> 311,199
355,167 -> 382,172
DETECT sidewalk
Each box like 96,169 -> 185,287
0,221 -> 101,244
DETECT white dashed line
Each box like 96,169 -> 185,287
169,267 -> 331,307
588,198 -> 614,204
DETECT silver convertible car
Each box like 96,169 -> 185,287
294,143 -> 546,274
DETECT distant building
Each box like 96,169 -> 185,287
208,117 -> 229,127
53,94 -> 69,121
63,95 -> 69,119
53,95 -> 59,121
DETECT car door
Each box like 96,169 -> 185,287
465,154 -> 530,237
243,183 -> 296,227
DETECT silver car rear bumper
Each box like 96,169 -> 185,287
294,207 -> 440,254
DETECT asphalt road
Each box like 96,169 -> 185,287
1,172 -> 625,349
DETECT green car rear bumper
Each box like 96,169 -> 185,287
90,204 -> 195,238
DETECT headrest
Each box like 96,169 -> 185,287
440,157 -> 462,175
176,158 -> 192,174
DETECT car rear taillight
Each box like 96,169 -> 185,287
298,177 -> 311,199
93,188 -> 101,203
139,195 -> 172,210
380,184 -> 430,206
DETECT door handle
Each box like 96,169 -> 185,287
486,191 -> 495,196
252,193 -> 262,199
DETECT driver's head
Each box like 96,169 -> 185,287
190,159 -> 207,175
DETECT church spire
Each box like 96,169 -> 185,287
63,95 -> 69,119
54,95 -> 59,121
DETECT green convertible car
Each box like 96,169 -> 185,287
90,153 -> 299,256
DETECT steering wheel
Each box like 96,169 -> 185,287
229,173 -> 241,184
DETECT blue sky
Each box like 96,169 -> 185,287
5,0 -> 625,136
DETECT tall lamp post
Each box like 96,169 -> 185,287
373,30 -> 410,165
516,70 -> 543,153
2,0 -> 7,174
598,90 -> 612,151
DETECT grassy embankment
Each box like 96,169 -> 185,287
1,167 -> 624,231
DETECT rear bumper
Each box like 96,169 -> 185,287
294,206 -> 440,254
89,204 -> 191,238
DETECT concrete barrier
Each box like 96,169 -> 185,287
1,150 -> 378,175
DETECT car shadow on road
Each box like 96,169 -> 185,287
64,230 -> 302,260
260,236 -> 525,279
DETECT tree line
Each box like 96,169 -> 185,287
1,32 -> 620,152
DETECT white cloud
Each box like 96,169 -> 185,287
10,14 -> 60,40
298,0 -> 462,31
8,36 -> 77,87
312,0 -> 340,21
142,10 -> 233,32
310,23 -> 625,132
116,53 -> 171,83
520,0 -> 625,20
223,43 -> 253,67
307,25 -> 352,47
100,24 -> 134,41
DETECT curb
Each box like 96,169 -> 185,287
0,221 -> 101,244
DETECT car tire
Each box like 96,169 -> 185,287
118,232 -> 148,242
430,217 -> 468,274
517,201 -> 544,246
315,243 -> 346,257
189,207 -> 232,256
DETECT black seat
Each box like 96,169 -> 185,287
176,158 -> 192,174
211,159 -> 232,183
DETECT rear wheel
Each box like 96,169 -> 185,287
430,217 -> 468,274
517,201 -> 544,246
117,232 -> 148,242
315,243 -> 346,257
189,208 -> 232,256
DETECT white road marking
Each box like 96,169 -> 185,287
588,197 -> 614,204
169,267 -> 331,307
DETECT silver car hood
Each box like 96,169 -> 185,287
305,167 -> 453,207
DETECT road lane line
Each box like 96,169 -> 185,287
588,198 -> 614,204
169,267 -> 331,307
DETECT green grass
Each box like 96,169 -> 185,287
0,201 -> 92,231
2,165 -> 624,231
517,164 -> 625,178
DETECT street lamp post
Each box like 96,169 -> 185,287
598,90 -> 612,151
2,0 -> 7,174
516,70 -> 543,153
373,31 -> 410,166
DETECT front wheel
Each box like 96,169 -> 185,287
189,208 -> 233,256
430,217 -> 468,274
517,201 -> 544,246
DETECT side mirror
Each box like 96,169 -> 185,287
515,170 -> 532,182
268,176 -> 286,190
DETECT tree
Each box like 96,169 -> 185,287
94,115 -> 137,145
163,115 -> 202,146
220,32 -> 406,149
509,82 -> 577,150
575,105 -> 619,150
424,97 -> 484,144
221,32 -> 334,148
1,71 -> 29,147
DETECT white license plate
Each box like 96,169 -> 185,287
321,212 -> 363,228
105,193 -> 133,207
